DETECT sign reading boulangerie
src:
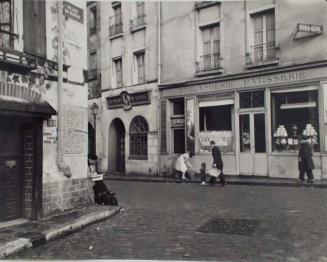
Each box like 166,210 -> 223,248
107,91 -> 151,110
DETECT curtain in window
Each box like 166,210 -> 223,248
137,53 -> 145,84
115,59 -> 122,87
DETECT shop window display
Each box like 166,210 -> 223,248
271,90 -> 319,152
199,105 -> 233,153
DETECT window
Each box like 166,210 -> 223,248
89,6 -> 97,34
113,58 -> 122,88
130,2 -> 145,31
199,104 -> 233,153
135,52 -> 145,84
109,4 -> 123,36
240,90 -> 265,108
271,90 -> 319,152
89,52 -> 97,80
251,10 -> 276,64
172,98 -> 184,115
197,25 -> 220,72
130,116 -> 149,159
0,0 -> 13,48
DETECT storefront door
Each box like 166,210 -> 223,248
239,113 -> 267,176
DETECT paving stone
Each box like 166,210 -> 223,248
8,181 -> 327,261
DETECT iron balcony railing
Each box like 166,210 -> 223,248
196,53 -> 222,73
130,15 -> 146,31
247,43 -> 278,65
109,14 -> 123,37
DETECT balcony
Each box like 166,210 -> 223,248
130,15 -> 146,32
0,47 -> 36,73
196,53 -> 222,76
109,14 -> 123,38
246,43 -> 279,68
194,1 -> 219,9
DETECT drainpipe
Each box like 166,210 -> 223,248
157,1 -> 162,176
56,0 -> 71,178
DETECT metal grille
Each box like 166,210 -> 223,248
240,90 -> 265,108
130,116 -> 148,158
197,217 -> 259,236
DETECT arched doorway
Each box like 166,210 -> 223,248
108,118 -> 125,173
88,123 -> 95,155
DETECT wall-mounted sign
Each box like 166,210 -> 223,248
293,23 -> 323,40
106,91 -> 151,111
63,2 -> 84,24
171,116 -> 185,128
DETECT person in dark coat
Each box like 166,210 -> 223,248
298,138 -> 314,183
209,141 -> 226,186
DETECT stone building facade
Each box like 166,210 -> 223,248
0,0 -> 88,222
88,1 -> 160,176
158,0 -> 327,179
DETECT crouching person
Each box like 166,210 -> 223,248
88,154 -> 118,206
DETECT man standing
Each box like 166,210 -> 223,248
210,141 -> 226,186
298,138 -> 314,183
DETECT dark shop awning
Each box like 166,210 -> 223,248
0,98 -> 56,118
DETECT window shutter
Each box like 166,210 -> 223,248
23,0 -> 46,57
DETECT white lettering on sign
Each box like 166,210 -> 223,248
298,24 -> 323,34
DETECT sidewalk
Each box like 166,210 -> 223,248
104,172 -> 327,188
0,203 -> 120,259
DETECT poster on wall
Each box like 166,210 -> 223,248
63,107 -> 87,154
186,99 -> 195,153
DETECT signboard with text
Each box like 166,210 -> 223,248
106,91 -> 151,110
63,2 -> 84,24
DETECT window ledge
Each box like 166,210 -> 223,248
195,68 -> 223,77
129,156 -> 148,160
109,33 -> 124,40
246,59 -> 279,69
130,24 -> 146,33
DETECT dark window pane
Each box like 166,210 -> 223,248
254,113 -> 266,153
252,91 -> 265,107
239,114 -> 250,152
130,116 -> 148,157
172,99 -> 184,115
240,92 -> 252,108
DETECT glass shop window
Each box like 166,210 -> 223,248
271,90 -> 319,152
240,90 -> 265,108
174,128 -> 185,154
199,105 -> 233,153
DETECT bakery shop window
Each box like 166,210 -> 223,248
199,101 -> 234,153
271,89 -> 319,152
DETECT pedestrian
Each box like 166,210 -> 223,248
209,140 -> 226,186
87,154 -> 118,205
298,137 -> 314,183
200,162 -> 208,185
175,151 -> 195,181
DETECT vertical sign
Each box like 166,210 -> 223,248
186,99 -> 195,153
160,100 -> 167,154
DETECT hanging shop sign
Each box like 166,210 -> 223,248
63,2 -> 84,24
293,23 -> 323,40
106,91 -> 151,111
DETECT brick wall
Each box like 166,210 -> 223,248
23,129 -> 34,219
42,178 -> 91,216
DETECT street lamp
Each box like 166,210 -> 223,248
91,102 -> 99,155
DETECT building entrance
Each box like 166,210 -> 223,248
239,112 -> 267,176
108,118 -> 125,174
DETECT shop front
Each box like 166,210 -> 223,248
159,64 -> 327,179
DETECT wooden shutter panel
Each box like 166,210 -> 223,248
23,0 -> 46,57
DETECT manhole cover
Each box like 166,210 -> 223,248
197,217 -> 259,236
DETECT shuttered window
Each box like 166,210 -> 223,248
23,0 -> 46,57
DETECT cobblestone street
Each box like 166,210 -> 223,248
9,181 -> 327,261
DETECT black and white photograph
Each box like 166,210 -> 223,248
1,0 -> 327,261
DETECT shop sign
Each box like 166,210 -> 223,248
171,117 -> 185,127
106,91 -> 151,111
161,67 -> 327,98
63,2 -> 84,24
293,23 -> 323,40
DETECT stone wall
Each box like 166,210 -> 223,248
42,178 -> 91,216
